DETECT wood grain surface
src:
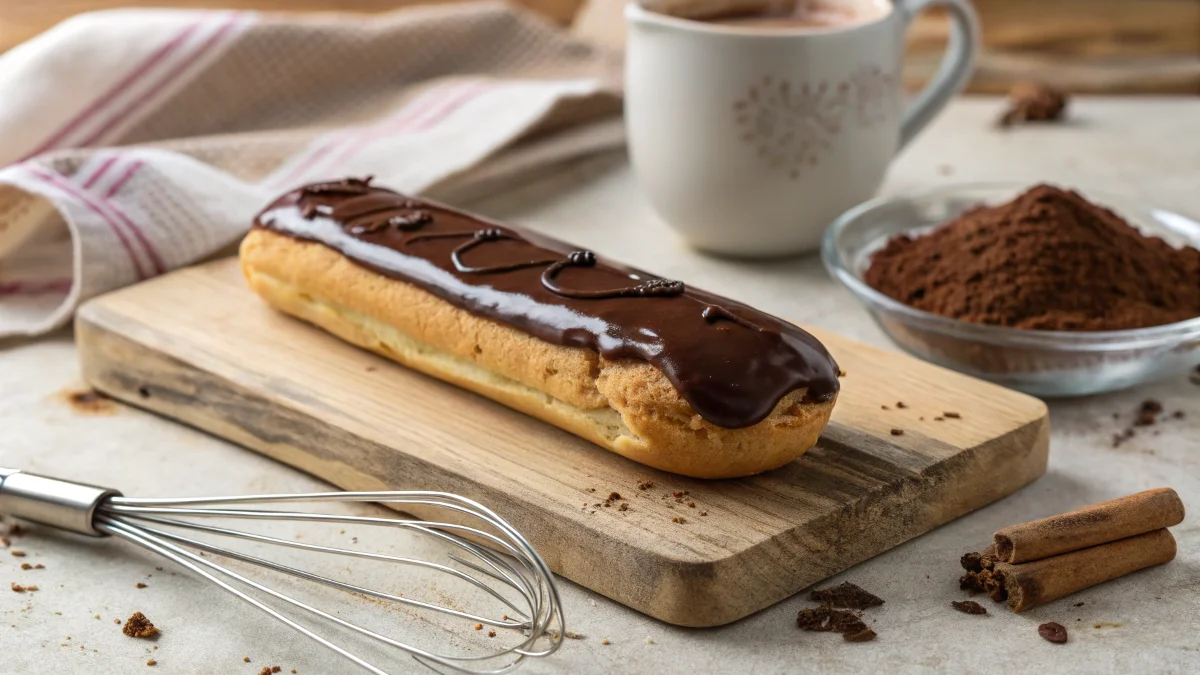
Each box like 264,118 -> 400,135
75,257 -> 1049,627
571,0 -> 1200,94
906,0 -> 1200,94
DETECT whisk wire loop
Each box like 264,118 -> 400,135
0,470 -> 563,675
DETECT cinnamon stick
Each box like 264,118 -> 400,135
993,488 -> 1184,564
994,528 -> 1177,613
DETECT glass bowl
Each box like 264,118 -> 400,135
821,182 -> 1200,397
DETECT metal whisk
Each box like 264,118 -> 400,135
0,468 -> 564,674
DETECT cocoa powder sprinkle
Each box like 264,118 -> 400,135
865,185 -> 1200,331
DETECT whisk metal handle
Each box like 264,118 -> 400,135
0,468 -> 121,537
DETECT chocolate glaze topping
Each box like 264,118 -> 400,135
253,177 -> 839,428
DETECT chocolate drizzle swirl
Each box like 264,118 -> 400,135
254,178 -> 840,428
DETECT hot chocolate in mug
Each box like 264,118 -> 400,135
625,0 -> 979,256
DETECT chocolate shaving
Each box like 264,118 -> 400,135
951,600 -> 987,615
843,628 -> 877,642
809,582 -> 884,610
796,606 -> 874,642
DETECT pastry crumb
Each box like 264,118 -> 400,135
122,612 -> 159,638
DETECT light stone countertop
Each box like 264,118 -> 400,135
2,97 -> 1199,674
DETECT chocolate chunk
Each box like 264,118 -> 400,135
1038,622 -> 1068,644
998,82 -> 1067,127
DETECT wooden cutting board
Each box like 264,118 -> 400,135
75,257 -> 1049,627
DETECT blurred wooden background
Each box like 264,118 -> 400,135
1,0 -> 1197,93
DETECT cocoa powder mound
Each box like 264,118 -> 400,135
864,185 -> 1200,331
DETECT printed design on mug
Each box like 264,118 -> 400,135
733,66 -> 897,180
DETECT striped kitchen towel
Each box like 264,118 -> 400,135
0,1 -> 623,337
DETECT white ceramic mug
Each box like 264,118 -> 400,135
625,0 -> 979,257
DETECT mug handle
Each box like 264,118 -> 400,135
895,0 -> 980,150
